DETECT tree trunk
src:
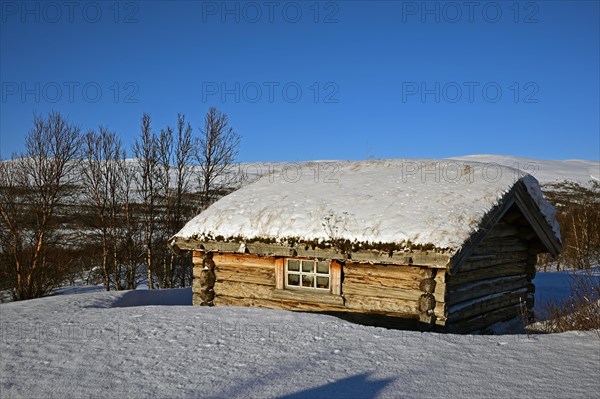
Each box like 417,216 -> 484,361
102,234 -> 110,291
113,238 -> 121,290
146,246 -> 154,289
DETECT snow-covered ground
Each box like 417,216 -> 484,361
1,287 -> 598,399
2,155 -> 598,398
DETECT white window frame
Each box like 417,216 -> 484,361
285,258 -> 330,291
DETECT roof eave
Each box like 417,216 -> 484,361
170,237 -> 451,268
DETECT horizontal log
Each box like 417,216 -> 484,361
472,241 -> 529,256
447,262 -> 526,287
213,264 -> 275,286
213,286 -> 426,318
484,223 -> 520,239
213,280 -> 274,300
446,304 -> 522,334
212,281 -> 344,307
213,253 -> 277,269
518,228 -> 538,241
460,251 -> 528,271
214,295 -> 347,313
343,280 -> 445,303
192,266 -> 275,285
447,289 -> 527,322
343,294 -> 419,315
272,289 -> 344,306
343,274 -> 422,291
477,235 -> 527,247
447,275 -> 528,305
344,263 -> 434,279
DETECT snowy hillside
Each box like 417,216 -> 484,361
449,155 -> 599,188
194,155 -> 600,191
1,289 -> 598,399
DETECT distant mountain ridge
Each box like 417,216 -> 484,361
230,155 -> 599,190
449,155 -> 599,188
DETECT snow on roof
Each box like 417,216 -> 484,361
174,159 -> 560,252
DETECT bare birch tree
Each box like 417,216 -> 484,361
81,127 -> 125,290
195,107 -> 240,209
121,159 -> 142,289
157,126 -> 174,288
156,114 -> 196,288
0,112 -> 80,300
174,114 -> 195,286
133,114 -> 160,289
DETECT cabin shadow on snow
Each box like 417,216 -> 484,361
276,372 -> 394,399
319,311 -> 428,332
111,287 -> 192,307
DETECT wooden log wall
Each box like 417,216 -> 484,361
445,219 -> 539,333
190,206 -> 551,334
343,262 -> 446,327
191,251 -> 445,327
192,217 -> 543,333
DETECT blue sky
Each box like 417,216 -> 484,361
1,1 -> 598,162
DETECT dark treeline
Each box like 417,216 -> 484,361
0,108 -> 240,300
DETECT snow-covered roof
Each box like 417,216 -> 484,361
173,159 -> 560,255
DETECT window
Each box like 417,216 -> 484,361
275,257 -> 341,296
285,258 -> 330,290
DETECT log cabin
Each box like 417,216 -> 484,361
170,160 -> 561,333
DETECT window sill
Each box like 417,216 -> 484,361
273,289 -> 344,306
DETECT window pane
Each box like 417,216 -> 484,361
287,273 -> 300,286
301,275 -> 314,288
316,261 -> 330,274
287,260 -> 300,272
316,276 -> 329,289
302,260 -> 314,273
